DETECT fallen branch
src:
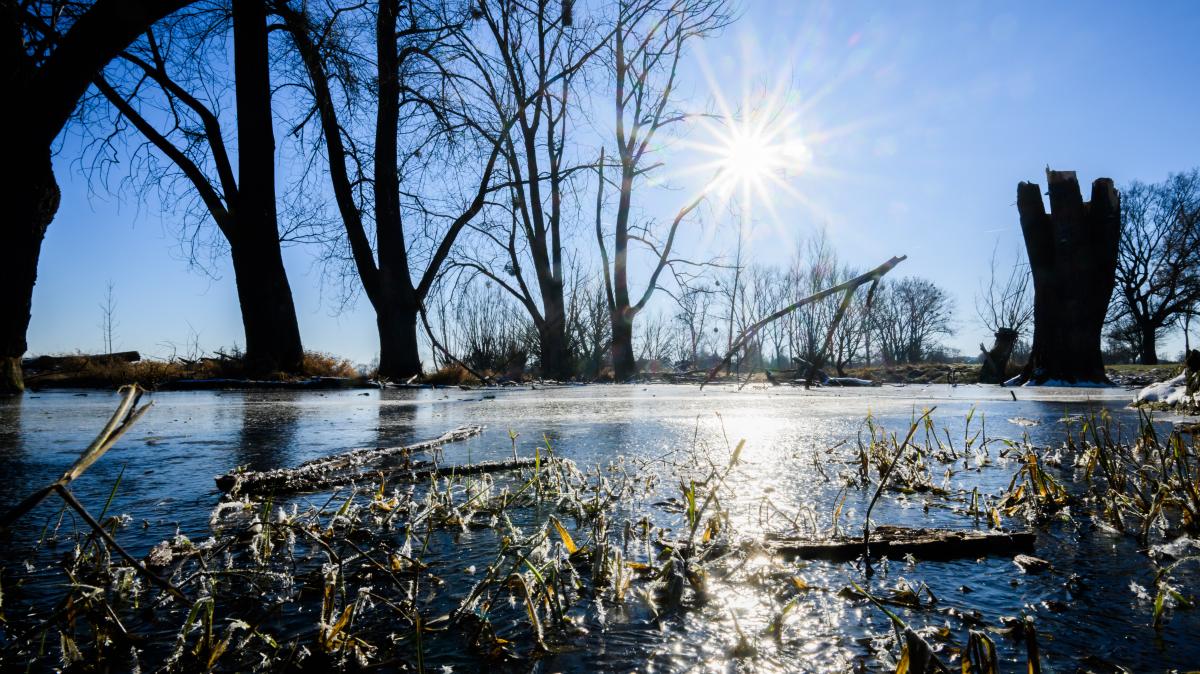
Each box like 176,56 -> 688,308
702,256 -> 906,388
402,457 -> 539,484
221,456 -> 539,497
22,351 -> 141,372
765,525 -> 1034,562
216,425 -> 486,495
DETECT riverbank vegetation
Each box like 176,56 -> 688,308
22,350 -> 359,389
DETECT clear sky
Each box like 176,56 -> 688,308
31,0 -> 1200,365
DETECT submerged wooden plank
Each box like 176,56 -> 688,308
764,525 -> 1034,561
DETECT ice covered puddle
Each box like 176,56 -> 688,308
1136,373 -> 1193,406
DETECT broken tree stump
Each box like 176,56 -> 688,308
763,525 -> 1035,562
216,425 -> 484,495
1014,169 -> 1120,385
979,327 -> 1019,384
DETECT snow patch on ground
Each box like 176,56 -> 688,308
1136,373 -> 1193,406
1024,379 -> 1109,388
1003,373 -> 1110,387
825,377 -> 876,387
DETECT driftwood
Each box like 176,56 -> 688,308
764,526 -> 1035,562
22,351 -> 141,371
219,456 -> 538,497
216,425 -> 486,495
703,256 -> 906,388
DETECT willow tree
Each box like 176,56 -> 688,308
600,0 -> 732,380
277,0 -> 503,379
89,0 -> 305,374
0,0 -> 193,392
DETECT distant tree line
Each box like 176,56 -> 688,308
425,230 -> 959,379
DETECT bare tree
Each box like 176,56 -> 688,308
99,280 -> 117,353
87,1 -> 305,373
430,277 -> 532,376
975,244 -> 1033,382
668,278 -> 716,369
277,0 -> 505,379
784,232 -> 842,371
1112,170 -> 1200,364
598,0 -> 732,381
828,267 -> 869,375
1177,305 -> 1196,354
450,0 -> 610,379
574,278 -> 612,378
871,277 -> 954,364
635,310 -> 674,368
1,0 -> 195,392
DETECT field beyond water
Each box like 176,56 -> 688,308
1,384 -> 1197,671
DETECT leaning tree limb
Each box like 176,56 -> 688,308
418,303 -> 492,385
0,386 -> 187,601
702,256 -> 907,389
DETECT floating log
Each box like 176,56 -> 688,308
824,376 -> 877,387
763,525 -> 1034,562
216,425 -> 484,495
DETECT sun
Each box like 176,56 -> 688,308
657,45 -> 833,246
722,126 -> 779,188
704,112 -> 811,212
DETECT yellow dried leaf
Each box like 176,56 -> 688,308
550,516 -> 578,555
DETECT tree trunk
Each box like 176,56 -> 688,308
538,291 -> 571,380
979,327 -> 1019,384
228,233 -> 303,373
539,324 -> 570,380
1138,323 -> 1158,365
376,303 -> 421,380
1016,170 -> 1120,385
230,0 -> 303,374
0,0 -> 198,393
611,312 -> 636,381
0,148 -> 58,393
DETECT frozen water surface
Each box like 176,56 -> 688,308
1,384 -> 1195,671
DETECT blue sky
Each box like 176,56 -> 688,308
31,0 -> 1200,364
